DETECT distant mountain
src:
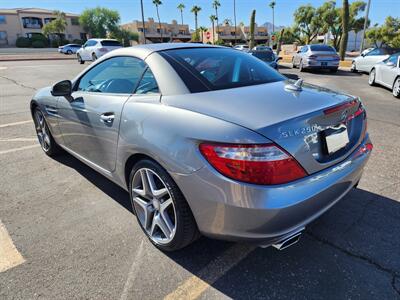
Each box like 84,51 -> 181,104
261,22 -> 285,34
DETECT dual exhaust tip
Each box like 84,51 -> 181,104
260,228 -> 304,251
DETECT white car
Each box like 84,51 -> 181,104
233,44 -> 249,51
369,52 -> 400,98
77,39 -> 122,64
351,47 -> 399,74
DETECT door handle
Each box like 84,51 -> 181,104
100,113 -> 115,123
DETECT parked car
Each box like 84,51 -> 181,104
361,47 -> 374,56
248,50 -> 281,70
76,39 -> 122,64
351,47 -> 400,74
368,52 -> 400,98
58,44 -> 82,54
252,45 -> 272,51
31,44 -> 372,251
292,44 -> 340,72
233,44 -> 249,51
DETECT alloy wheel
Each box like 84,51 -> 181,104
131,168 -> 176,245
369,69 -> 375,85
34,110 -> 51,152
393,78 -> 400,98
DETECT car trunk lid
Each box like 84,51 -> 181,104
163,80 -> 366,175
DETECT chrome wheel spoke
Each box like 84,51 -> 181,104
133,196 -> 153,230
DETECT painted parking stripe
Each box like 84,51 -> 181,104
0,120 -> 32,128
164,244 -> 255,300
0,138 -> 37,142
0,220 -> 25,273
0,144 -> 39,155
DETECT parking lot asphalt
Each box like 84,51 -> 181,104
0,60 -> 399,300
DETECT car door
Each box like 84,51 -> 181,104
381,54 -> 399,88
57,56 -> 147,172
361,48 -> 387,73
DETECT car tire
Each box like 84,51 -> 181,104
368,68 -> 376,86
33,108 -> 62,157
292,58 -> 296,68
92,53 -> 97,61
393,77 -> 400,98
351,61 -> 357,73
299,60 -> 305,72
129,159 -> 199,251
77,54 -> 84,64
67,50 -> 72,55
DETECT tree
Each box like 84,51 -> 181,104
349,1 -> 369,50
199,26 -> 208,42
269,1 -> 276,34
177,3 -> 185,26
367,16 -> 400,48
275,26 -> 303,44
339,0 -> 349,60
293,5 -> 322,44
276,28 -> 284,56
79,7 -> 120,38
109,28 -> 139,46
223,18 -> 232,26
42,10 -> 67,41
249,10 -> 256,49
191,6 -> 202,41
212,1 -> 221,39
210,15 -> 217,44
153,0 -> 163,43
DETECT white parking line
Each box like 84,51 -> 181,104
0,138 -> 37,142
0,220 -> 25,273
0,120 -> 32,128
0,67 -> 7,70
0,144 -> 39,155
164,244 -> 255,300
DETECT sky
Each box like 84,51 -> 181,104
2,0 -> 399,30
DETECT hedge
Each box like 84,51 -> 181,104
16,37 -> 31,48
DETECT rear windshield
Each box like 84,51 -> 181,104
250,51 -> 275,62
160,47 -> 285,92
310,45 -> 336,52
100,40 -> 122,47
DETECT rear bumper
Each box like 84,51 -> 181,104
304,60 -> 339,69
172,135 -> 371,246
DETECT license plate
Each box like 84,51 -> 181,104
325,127 -> 349,154
321,62 -> 328,66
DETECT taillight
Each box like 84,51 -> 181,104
99,48 -> 108,52
354,142 -> 373,158
199,143 -> 307,185
324,99 -> 358,115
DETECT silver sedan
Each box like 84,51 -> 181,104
30,44 -> 372,251
292,44 -> 340,72
369,52 -> 400,98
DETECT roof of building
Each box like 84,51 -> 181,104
0,8 -> 79,17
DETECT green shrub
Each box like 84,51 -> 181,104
32,40 -> 46,48
31,34 -> 48,47
16,37 -> 31,48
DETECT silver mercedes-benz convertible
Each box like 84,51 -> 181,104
30,44 -> 372,251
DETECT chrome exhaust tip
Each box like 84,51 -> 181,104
271,229 -> 304,251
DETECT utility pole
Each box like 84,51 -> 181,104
359,0 -> 371,52
233,0 -> 237,45
140,0 -> 146,44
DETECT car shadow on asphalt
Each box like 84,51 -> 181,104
53,152 -> 400,298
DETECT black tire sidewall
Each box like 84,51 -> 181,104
129,159 -> 198,251
33,108 -> 60,156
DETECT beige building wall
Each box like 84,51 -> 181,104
0,8 -> 86,47
203,23 -> 269,45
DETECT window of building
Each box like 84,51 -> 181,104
22,17 -> 43,29
0,16 -> 6,24
0,31 -> 7,40
44,18 -> 55,24
71,18 -> 79,26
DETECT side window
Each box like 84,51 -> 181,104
77,56 -> 147,94
367,49 -> 381,56
301,46 -> 308,53
386,54 -> 398,65
135,68 -> 160,94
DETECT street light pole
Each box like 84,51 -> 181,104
359,0 -> 371,52
140,0 -> 146,44
234,0 -> 237,45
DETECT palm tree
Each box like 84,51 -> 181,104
249,10 -> 256,49
140,0 -> 146,43
191,6 -> 202,41
177,3 -> 185,26
340,0 -> 350,60
223,18 -> 232,26
269,1 -> 276,34
210,15 -> 217,44
212,1 -> 221,38
199,26 -> 208,42
152,0 -> 163,43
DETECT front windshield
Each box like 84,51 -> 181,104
251,51 -> 275,62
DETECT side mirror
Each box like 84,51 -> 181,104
297,50 -> 301,53
386,61 -> 395,67
276,57 -> 282,61
51,80 -> 72,97
361,53 -> 365,57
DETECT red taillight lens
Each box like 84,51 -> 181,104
199,143 -> 307,185
354,142 -> 373,158
324,99 -> 358,115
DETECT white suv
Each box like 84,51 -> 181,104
77,39 -> 122,64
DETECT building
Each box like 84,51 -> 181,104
203,22 -> 269,45
122,18 -> 191,44
316,30 -> 369,52
0,8 -> 86,47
